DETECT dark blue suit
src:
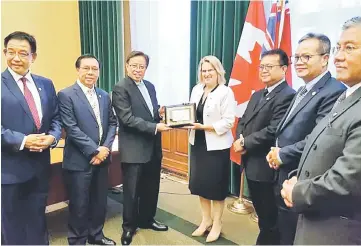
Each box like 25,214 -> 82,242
1,69 -> 62,244
58,82 -> 117,245
274,71 -> 346,244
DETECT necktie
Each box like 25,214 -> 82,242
21,77 -> 41,130
331,91 -> 347,111
281,86 -> 308,128
87,89 -> 103,141
257,88 -> 269,106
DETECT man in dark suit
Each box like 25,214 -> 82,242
233,49 -> 295,245
267,33 -> 347,244
58,54 -> 117,245
281,16 -> 361,245
1,31 -> 62,244
112,51 -> 170,245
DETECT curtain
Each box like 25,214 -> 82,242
78,1 -> 124,92
190,0 -> 250,196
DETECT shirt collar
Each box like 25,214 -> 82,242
8,67 -> 32,83
134,79 -> 144,86
77,79 -> 95,94
346,82 -> 361,98
304,70 -> 328,91
266,78 -> 285,93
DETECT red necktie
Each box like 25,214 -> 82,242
21,77 -> 41,130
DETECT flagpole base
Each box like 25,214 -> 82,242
227,198 -> 253,214
250,211 -> 259,223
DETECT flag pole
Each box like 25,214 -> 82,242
227,168 -> 253,214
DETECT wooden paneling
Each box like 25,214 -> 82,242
161,128 -> 189,177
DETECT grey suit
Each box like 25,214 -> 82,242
292,86 -> 361,245
112,76 -> 162,232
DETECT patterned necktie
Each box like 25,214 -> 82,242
87,89 -> 103,141
281,86 -> 308,127
331,91 -> 347,111
21,77 -> 41,130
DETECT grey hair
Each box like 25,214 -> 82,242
298,32 -> 331,54
342,16 -> 361,30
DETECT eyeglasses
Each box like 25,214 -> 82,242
80,66 -> 99,72
129,64 -> 146,70
332,44 -> 361,55
258,64 -> 283,71
290,53 -> 326,63
5,49 -> 31,59
201,69 -> 216,73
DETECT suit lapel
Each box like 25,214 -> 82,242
2,69 -> 36,126
74,83 -> 97,123
32,75 -> 46,127
245,82 -> 287,126
297,86 -> 361,176
127,78 -> 153,117
280,72 -> 331,132
144,81 -> 157,117
95,88 -> 105,124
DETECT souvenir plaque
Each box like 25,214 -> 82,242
164,103 -> 196,127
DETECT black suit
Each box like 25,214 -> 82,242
236,81 -> 295,245
112,77 -> 162,233
58,83 -> 117,245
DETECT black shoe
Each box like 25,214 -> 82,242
138,220 -> 168,231
121,231 -> 134,245
88,236 -> 116,245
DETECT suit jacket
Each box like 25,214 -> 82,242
58,83 -> 117,171
276,72 -> 346,183
1,69 -> 62,184
292,86 -> 361,245
112,77 -> 162,164
236,81 -> 295,182
189,83 -> 236,151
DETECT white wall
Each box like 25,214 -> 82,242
289,0 -> 361,89
129,0 -> 191,106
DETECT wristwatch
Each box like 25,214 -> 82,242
239,134 -> 245,147
240,138 -> 245,147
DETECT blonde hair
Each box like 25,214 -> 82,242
197,55 -> 226,85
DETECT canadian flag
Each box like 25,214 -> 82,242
229,0 -> 292,164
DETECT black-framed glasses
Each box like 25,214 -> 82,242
332,45 -> 361,55
290,53 -> 326,63
258,64 -> 283,71
4,49 -> 31,59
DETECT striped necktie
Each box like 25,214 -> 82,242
21,77 -> 41,130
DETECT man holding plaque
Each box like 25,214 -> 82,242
112,51 -> 170,245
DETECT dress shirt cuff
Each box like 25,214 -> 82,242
155,128 -> 158,135
20,136 -> 27,151
49,135 -> 58,148
277,151 -> 284,165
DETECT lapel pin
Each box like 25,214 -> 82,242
312,91 -> 316,96
266,97 -> 270,101
38,88 -> 42,91
333,112 -> 338,117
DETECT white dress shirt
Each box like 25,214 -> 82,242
345,82 -> 361,98
77,80 -> 103,141
8,68 -> 44,151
